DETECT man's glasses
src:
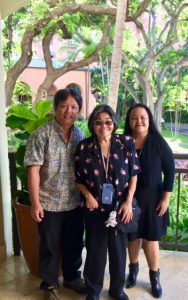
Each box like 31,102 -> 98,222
94,120 -> 114,126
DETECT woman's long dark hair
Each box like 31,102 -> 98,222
124,103 -> 160,136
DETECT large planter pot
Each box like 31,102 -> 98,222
14,198 -> 40,277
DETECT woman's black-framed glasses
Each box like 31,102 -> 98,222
94,120 -> 114,126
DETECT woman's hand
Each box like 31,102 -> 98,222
85,192 -> 99,209
156,198 -> 169,216
118,200 -> 133,223
156,191 -> 171,216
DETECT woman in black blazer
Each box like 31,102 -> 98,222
124,104 -> 175,298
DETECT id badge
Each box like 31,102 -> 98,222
102,183 -> 114,205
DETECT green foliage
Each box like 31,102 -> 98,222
8,106 -> 38,121
162,178 -> 188,244
7,100 -> 53,134
75,120 -> 91,137
84,43 -> 98,58
118,118 -> 125,130
35,101 -> 53,119
7,100 -> 53,205
163,110 -> 188,124
13,81 -> 32,99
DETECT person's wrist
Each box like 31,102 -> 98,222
162,197 -> 170,204
31,201 -> 41,208
84,191 -> 90,200
125,192 -> 134,203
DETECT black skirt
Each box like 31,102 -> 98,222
128,186 -> 169,241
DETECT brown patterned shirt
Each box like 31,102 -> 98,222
24,119 -> 85,212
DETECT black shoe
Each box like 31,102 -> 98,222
149,269 -> 162,298
63,278 -> 87,294
43,289 -> 60,300
109,290 -> 129,300
126,262 -> 139,288
85,294 -> 99,300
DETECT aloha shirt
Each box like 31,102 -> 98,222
24,119 -> 85,212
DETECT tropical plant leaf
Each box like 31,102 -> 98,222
34,100 -> 53,118
8,106 -> 38,120
6,115 -> 26,130
15,132 -> 30,141
16,166 -> 27,189
16,145 -> 26,166
23,117 -> 53,133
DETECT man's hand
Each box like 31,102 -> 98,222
31,203 -> 44,222
85,192 -> 99,210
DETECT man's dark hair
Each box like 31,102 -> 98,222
54,88 -> 82,111
88,104 -> 118,135
124,103 -> 160,136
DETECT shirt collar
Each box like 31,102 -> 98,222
52,119 -> 76,142
87,134 -> 122,153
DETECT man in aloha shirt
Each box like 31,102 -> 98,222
24,89 -> 86,300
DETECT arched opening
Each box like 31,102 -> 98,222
14,81 -> 32,104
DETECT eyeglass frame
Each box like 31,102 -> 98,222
94,120 -> 114,126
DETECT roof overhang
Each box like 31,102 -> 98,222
0,0 -> 28,19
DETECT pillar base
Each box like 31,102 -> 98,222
0,243 -> 6,259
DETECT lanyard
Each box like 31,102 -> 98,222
100,143 -> 111,180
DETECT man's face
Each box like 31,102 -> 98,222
55,96 -> 80,127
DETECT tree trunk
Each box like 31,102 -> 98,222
108,0 -> 127,111
154,100 -> 162,131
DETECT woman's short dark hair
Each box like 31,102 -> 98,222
124,103 -> 160,136
88,104 -> 118,135
54,88 -> 82,111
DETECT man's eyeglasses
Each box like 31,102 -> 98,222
94,120 -> 114,126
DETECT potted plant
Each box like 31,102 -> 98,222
7,100 -> 53,276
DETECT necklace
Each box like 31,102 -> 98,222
100,141 -> 111,180
137,148 -> 142,158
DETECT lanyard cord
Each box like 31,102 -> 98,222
100,142 -> 111,180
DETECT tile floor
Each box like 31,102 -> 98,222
0,249 -> 188,300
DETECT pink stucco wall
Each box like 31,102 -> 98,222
20,68 -> 96,118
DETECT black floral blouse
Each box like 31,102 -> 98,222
75,134 -> 140,209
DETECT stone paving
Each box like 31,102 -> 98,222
0,249 -> 188,300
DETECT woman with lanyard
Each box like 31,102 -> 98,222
74,105 -> 140,300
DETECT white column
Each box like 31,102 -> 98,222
0,15 -> 13,256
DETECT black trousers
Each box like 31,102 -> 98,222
84,211 -> 127,296
38,206 -> 84,287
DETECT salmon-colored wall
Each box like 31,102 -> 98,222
20,68 -> 96,119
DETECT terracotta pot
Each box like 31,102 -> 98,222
14,198 -> 40,277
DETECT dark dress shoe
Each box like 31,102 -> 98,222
63,278 -> 87,294
109,290 -> 129,300
85,294 -> 99,300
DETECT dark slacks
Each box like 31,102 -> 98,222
84,211 -> 127,296
38,206 -> 84,287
